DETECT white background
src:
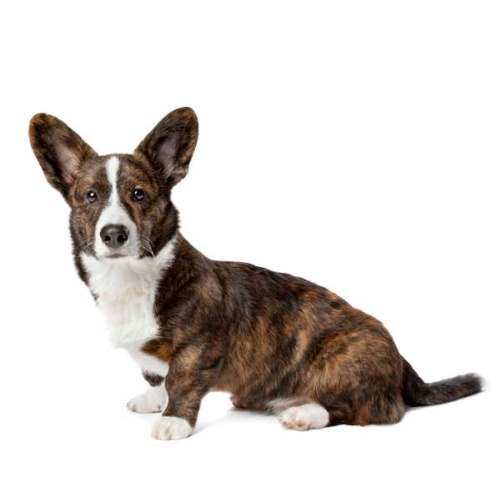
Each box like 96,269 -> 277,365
0,1 -> 498,499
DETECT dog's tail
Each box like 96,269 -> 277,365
402,358 -> 482,406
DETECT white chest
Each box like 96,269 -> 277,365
87,264 -> 160,346
81,239 -> 176,350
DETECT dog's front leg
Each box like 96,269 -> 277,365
127,372 -> 167,414
151,347 -> 217,440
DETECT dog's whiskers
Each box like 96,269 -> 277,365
81,241 -> 94,254
140,238 -> 155,257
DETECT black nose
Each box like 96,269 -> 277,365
100,224 -> 129,249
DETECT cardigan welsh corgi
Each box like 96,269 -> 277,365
29,108 -> 482,440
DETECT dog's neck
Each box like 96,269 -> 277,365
80,234 -> 180,346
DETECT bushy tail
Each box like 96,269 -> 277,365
402,358 -> 482,406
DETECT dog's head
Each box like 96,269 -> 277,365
29,108 -> 198,260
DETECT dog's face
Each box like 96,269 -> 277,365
29,108 -> 198,260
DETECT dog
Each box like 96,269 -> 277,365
29,108 -> 482,440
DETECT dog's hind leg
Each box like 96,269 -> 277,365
268,398 -> 330,431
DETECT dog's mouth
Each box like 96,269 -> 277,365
102,251 -> 129,260
97,244 -> 141,261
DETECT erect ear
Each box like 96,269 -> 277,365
29,113 -> 97,201
135,107 -> 198,187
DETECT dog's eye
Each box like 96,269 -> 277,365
86,190 -> 97,203
132,188 -> 145,201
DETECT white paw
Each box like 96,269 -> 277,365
279,403 -> 329,431
151,416 -> 193,440
127,385 -> 167,413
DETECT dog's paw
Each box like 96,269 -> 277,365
126,386 -> 167,413
151,416 -> 193,440
279,403 -> 329,431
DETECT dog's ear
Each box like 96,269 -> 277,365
135,107 -> 198,187
29,114 -> 96,202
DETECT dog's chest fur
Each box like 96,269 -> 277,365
81,238 -> 176,374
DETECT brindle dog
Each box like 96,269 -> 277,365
29,108 -> 481,440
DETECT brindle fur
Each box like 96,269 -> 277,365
29,109 -> 482,431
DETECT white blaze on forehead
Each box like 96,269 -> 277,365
106,156 -> 120,206
94,156 -> 139,257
